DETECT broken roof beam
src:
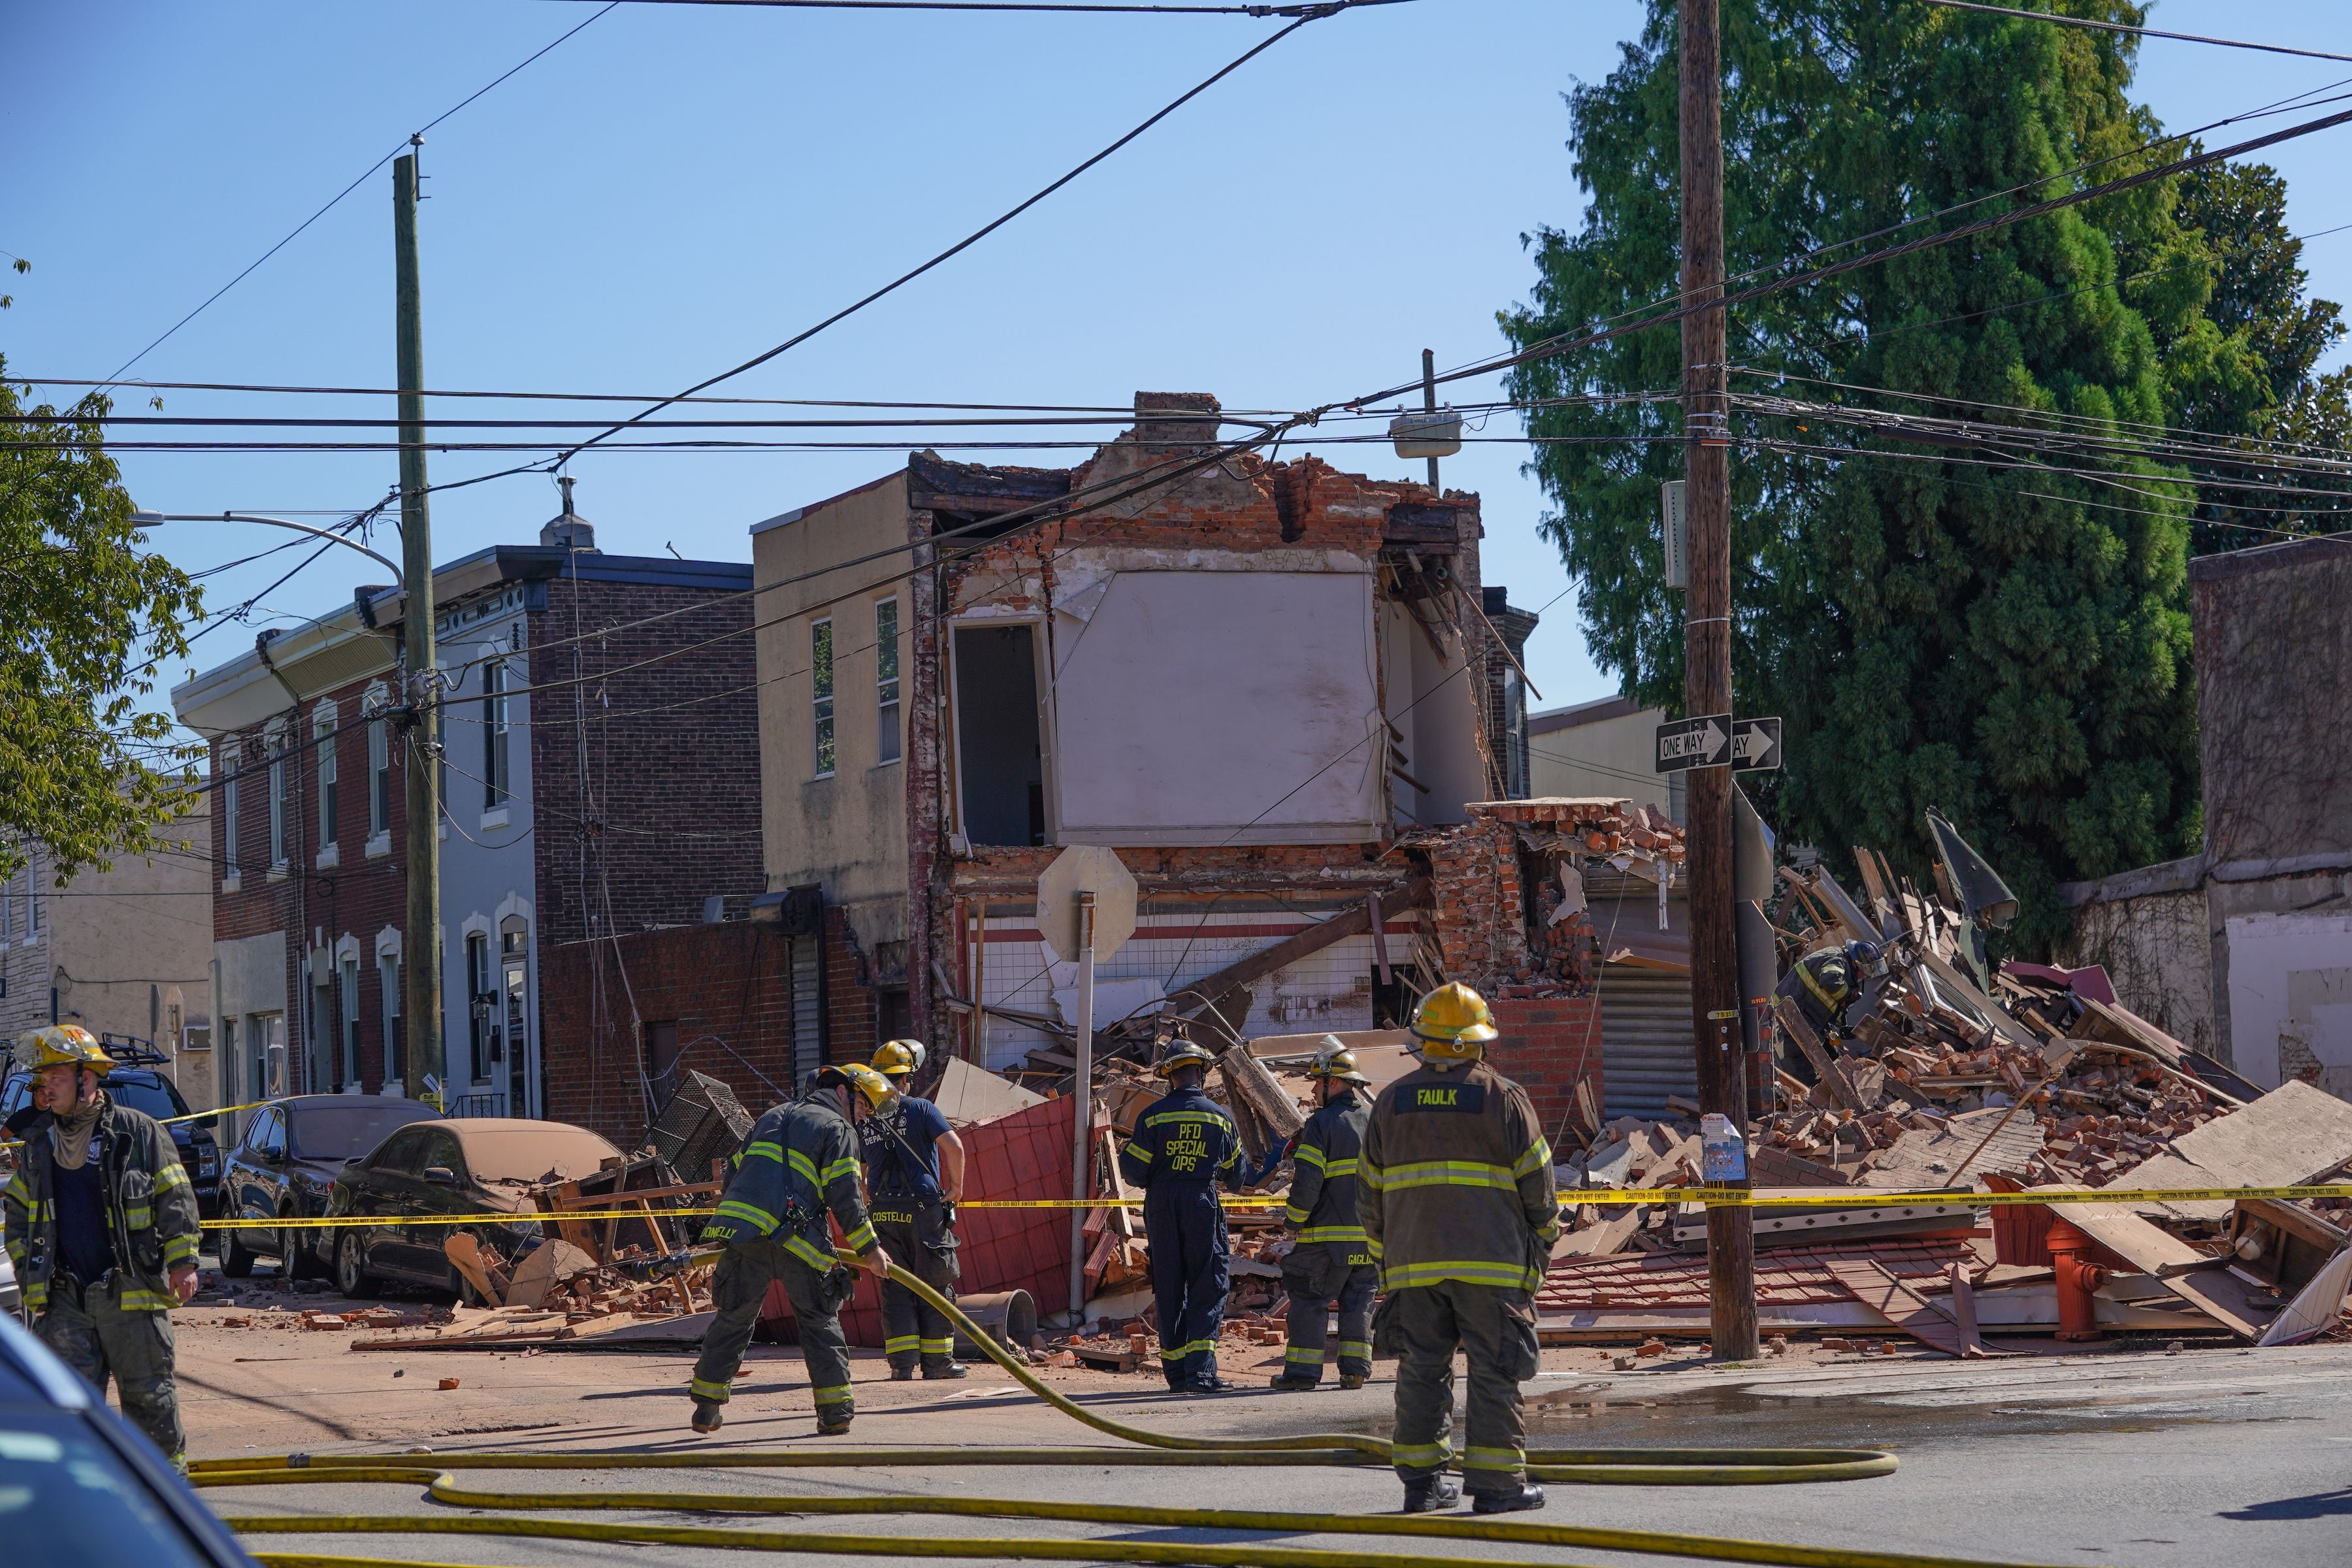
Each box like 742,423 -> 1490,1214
1166,877 -> 1431,1022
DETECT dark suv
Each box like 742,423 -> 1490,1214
0,1051 -> 223,1220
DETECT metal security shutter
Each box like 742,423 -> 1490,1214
789,936 -> 825,1085
1597,965 -> 1697,1120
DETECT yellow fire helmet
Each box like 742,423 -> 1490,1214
1306,1036 -> 1371,1085
814,1062 -> 900,1113
1409,982 -> 1497,1062
872,1038 -> 928,1079
1154,1039 -> 1218,1079
18,1024 -> 112,1076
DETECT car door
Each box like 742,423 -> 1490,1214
226,1108 -> 284,1226
342,1127 -> 429,1279
397,1128 -> 474,1283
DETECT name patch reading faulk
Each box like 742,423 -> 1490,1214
1399,1083 -> 1487,1113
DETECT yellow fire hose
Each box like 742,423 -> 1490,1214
180,1254 -> 2073,1568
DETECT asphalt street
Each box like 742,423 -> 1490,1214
190,1336 -> 2352,1568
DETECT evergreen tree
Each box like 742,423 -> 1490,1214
1502,1 -> 2223,948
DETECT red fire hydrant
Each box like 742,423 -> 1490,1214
2045,1217 -> 2107,1343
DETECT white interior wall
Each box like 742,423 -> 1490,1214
2225,911 -> 2352,1096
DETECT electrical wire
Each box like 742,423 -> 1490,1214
96,4 -> 621,389
1914,0 -> 2352,65
546,1 -> 1352,470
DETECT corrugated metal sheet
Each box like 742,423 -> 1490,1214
1598,964 -> 1697,1120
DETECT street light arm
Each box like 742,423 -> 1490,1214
131,510 -> 404,585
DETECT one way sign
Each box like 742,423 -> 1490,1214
1656,714 -> 1782,773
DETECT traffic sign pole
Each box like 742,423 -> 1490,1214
1068,889 -> 1098,1323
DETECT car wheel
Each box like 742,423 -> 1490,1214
221,1226 -> 256,1278
335,1230 -> 380,1299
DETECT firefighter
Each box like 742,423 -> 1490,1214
1268,1036 -> 1375,1392
1117,1039 -> 1240,1394
688,1064 -> 894,1437
1361,983 -> 1556,1516
862,1039 -> 969,1380
1775,939 -> 1881,1069
1,1026 -> 201,1469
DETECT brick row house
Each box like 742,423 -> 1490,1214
540,393 -> 1618,1147
171,495 -> 761,1137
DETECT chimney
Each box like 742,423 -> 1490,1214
540,474 -> 598,552
1134,391 -> 1220,455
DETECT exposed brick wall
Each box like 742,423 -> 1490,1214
529,574 -> 764,948
1488,994 -> 1603,1145
539,921 -> 798,1147
822,906 -> 880,1064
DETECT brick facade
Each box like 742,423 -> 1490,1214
1488,994 -> 1604,1144
528,572 -> 763,947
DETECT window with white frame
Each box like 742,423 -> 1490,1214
221,745 -> 242,877
315,707 -> 339,848
268,734 -> 289,869
875,598 -> 902,766
25,859 -> 38,936
1,870 -> 12,940
811,619 -> 836,778
380,952 -> 403,1085
368,713 -> 389,838
483,659 -> 512,808
340,955 -> 361,1085
466,932 -> 493,1080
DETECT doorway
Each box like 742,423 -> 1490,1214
500,919 -> 532,1117
953,625 -> 1045,846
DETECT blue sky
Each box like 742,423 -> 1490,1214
6,0 -> 2351,736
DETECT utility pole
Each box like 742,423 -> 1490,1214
1420,348 -> 1441,491
1679,0 -> 1758,1360
395,138 -> 444,1109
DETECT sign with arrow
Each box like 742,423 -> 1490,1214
1656,713 -> 1783,774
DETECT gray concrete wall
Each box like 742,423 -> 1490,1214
2058,887 -> 2215,1058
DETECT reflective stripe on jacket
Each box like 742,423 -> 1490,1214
1117,1086 -> 1241,1188
1284,1090 -> 1368,1245
1358,1058 -> 1557,1294
703,1094 -> 879,1269
1,1098 -> 200,1315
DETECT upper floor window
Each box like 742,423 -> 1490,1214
483,661 -> 512,809
314,707 -> 339,847
875,598 -> 902,766
811,619 -> 836,779
221,746 -> 242,877
368,712 -> 390,838
267,740 -> 289,870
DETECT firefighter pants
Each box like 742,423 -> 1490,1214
1144,1181 -> 1228,1388
873,1201 -> 960,1374
691,1237 -> 855,1424
1376,1280 -> 1539,1493
1279,1240 -> 1377,1385
38,1274 -> 185,1461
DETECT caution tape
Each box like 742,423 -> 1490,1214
0,1097 -> 284,1153
1576,1184 -> 2352,1207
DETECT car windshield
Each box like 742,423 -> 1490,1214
455,1125 -> 622,1186
290,1104 -> 432,1162
103,1077 -> 189,1124
0,1408 -> 218,1566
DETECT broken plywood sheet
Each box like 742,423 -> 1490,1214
1822,1258 -> 1981,1356
2031,1186 -> 2210,1276
555,1309 -> 716,1346
1861,1107 -> 2044,1190
932,1056 -> 1045,1126
2119,1080 -> 2352,1222
2257,1246 -> 2352,1347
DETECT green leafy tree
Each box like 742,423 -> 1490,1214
2153,154 -> 2352,550
0,353 -> 204,883
1501,1 -> 2210,948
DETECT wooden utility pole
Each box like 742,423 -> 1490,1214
1678,0 -> 1758,1360
395,139 -> 444,1108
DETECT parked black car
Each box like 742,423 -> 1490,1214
0,1059 -> 222,1219
322,1117 -> 625,1299
0,1305 -> 256,1565
217,1095 -> 436,1279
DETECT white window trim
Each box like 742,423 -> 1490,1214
479,805 -> 512,832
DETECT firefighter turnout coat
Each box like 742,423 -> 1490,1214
701,1095 -> 881,1267
1358,1058 -> 1558,1293
3,1097 -> 201,1316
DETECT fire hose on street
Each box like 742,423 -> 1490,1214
182,1252 -> 2078,1568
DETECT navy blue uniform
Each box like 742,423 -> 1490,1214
1118,1084 -> 1241,1388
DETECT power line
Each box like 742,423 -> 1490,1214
1355,98 -> 2352,411
546,0 -> 1397,9
95,4 -> 620,388
1914,0 -> 2352,66
547,1 -> 1354,470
